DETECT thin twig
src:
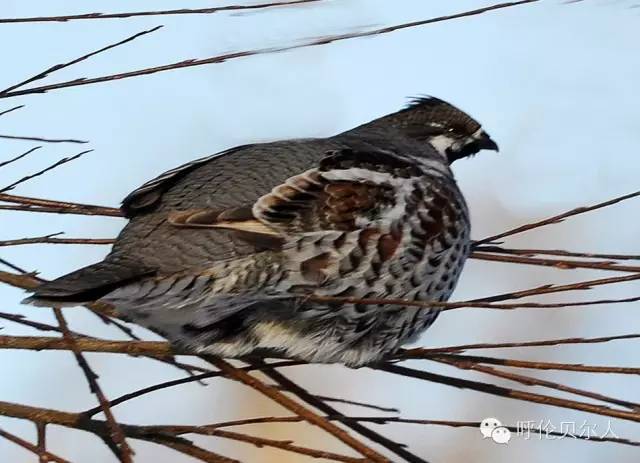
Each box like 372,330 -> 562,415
0,1 -> 320,24
411,332 -> 640,354
474,245 -> 640,261
0,334 -> 174,356
314,395 -> 399,414
52,308 -> 133,462
0,146 -> 42,169
0,234 -> 114,247
475,189 -> 640,245
431,355 -> 640,410
0,427 -> 69,463
253,361 -> 429,463
206,356 -> 390,462
0,26 -> 163,95
0,311 -> 89,337
143,424 -> 365,463
339,417 -> 640,447
0,134 -> 87,144
0,1 -> 540,99
198,415 -> 640,447
83,360 -> 302,416
0,105 -> 24,117
36,423 -> 47,463
0,193 -> 122,217
375,364 -> 640,423
0,257 -> 30,274
0,150 -> 92,193
427,353 -> 640,375
307,293 -> 640,312
471,251 -> 640,273
0,400 -> 238,463
471,272 -> 640,303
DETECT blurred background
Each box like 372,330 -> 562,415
0,0 -> 639,461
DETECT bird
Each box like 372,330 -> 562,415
24,96 -> 498,366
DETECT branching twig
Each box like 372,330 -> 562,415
0,27 -> 163,95
375,364 -> 640,423
0,193 -> 122,217
471,251 -> 640,273
0,427 -> 69,463
475,189 -> 640,245
83,360 -> 302,416
206,356 -> 391,462
474,245 -> 640,261
52,308 -> 133,462
431,355 -> 640,410
194,415 -> 640,447
424,353 -> 640,375
0,146 -> 41,169
0,150 -> 92,193
0,234 -> 114,247
253,361 -> 429,463
0,1 -> 540,99
0,1 -> 320,24
411,332 -> 640,354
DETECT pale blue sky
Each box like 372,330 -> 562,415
0,1 -> 639,462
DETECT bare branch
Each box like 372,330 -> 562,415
475,189 -> 640,245
341,417 -> 640,447
195,415 -> 640,447
206,356 -> 390,462
0,335 -> 174,356
36,423 -> 47,463
431,355 -> 640,410
0,234 -> 114,247
0,1 -> 320,24
144,424 -> 365,463
252,360 -> 428,463
413,333 -> 640,353
0,134 -> 88,144
52,308 -> 133,462
471,251 -> 640,273
0,193 -> 122,217
0,150 -> 92,193
0,1 -> 540,99
471,272 -> 640,303
83,360 -> 301,416
423,353 -> 640,375
308,293 -> 640,312
0,26 -> 163,95
0,400 -> 239,463
0,146 -> 41,169
375,364 -> 640,423
0,427 -> 70,463
0,105 -> 24,117
474,245 -> 640,261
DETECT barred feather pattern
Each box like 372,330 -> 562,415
104,149 -> 470,366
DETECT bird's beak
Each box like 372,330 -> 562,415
477,131 -> 499,152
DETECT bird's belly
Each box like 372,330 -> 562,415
255,204 -> 471,362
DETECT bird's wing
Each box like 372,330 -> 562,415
121,145 -> 250,217
165,147 -> 426,246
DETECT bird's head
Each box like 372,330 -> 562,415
385,96 -> 499,163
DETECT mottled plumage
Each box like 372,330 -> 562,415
25,96 -> 498,365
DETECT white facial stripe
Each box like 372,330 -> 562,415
428,134 -> 456,157
471,127 -> 484,140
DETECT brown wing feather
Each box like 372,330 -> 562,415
254,169 -> 397,233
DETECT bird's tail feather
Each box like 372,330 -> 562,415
22,258 -> 155,306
